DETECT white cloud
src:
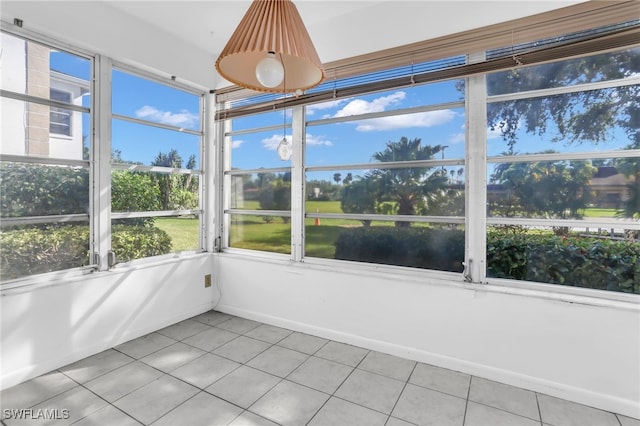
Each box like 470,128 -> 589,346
306,133 -> 333,147
306,99 -> 347,116
262,135 -> 287,151
333,92 -> 406,118
135,105 -> 198,128
231,140 -> 244,149
448,132 -> 466,145
487,126 -> 502,140
355,109 -> 456,132
328,91 -> 456,132
261,133 -> 333,151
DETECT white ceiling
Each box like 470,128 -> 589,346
1,0 -> 587,91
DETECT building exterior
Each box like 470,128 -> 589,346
590,166 -> 634,209
0,33 -> 88,160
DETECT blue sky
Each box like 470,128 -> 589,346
230,80 -> 467,172
50,50 -> 631,179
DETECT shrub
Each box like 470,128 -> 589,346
486,232 -> 529,280
258,181 -> 291,224
334,227 -> 464,272
0,225 -> 90,280
0,224 -> 172,281
0,163 -> 89,217
111,224 -> 172,262
111,171 -> 161,212
336,227 -> 639,293
487,231 -> 639,293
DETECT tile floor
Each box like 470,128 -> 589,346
1,310 -> 638,426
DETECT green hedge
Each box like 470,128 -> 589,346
111,224 -> 172,262
334,227 -> 464,273
335,227 -> 639,293
487,232 -> 639,293
0,163 -> 89,217
0,225 -> 90,281
0,224 -> 172,281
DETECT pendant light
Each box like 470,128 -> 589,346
215,0 -> 325,94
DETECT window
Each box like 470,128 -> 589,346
303,81 -> 466,271
110,69 -> 203,263
0,30 -> 206,284
219,22 -> 639,295
485,47 -> 640,293
50,89 -> 72,136
222,76 -> 467,268
223,110 -> 293,254
0,32 -> 91,281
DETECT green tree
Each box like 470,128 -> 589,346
484,48 -> 639,218
149,150 -> 199,211
340,137 -> 448,227
616,101 -> 640,220
423,187 -> 465,217
491,153 -> 597,230
370,137 -> 448,227
0,163 -> 89,218
340,177 -> 378,227
258,173 -> 291,223
111,171 -> 161,212
256,171 -> 276,189
619,181 -> 640,221
151,149 -> 183,210
169,154 -> 199,211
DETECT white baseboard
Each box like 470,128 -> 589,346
215,303 -> 640,420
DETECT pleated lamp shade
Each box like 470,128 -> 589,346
215,0 -> 325,93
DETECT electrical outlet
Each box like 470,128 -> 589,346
204,274 -> 212,288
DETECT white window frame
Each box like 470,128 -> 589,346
217,26 -> 640,302
0,27 -> 96,285
0,27 -> 209,288
108,63 -> 206,267
49,88 -> 72,136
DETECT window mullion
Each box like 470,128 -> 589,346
204,92 -> 218,253
465,51 -> 487,284
92,55 -> 112,271
221,103 -> 233,250
291,106 -> 305,262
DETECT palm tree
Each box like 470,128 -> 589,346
371,137 -> 447,226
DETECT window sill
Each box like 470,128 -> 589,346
1,251 -> 210,296
217,250 -> 640,311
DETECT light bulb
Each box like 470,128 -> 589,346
256,52 -> 284,88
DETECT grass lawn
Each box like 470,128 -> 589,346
306,200 -> 343,214
229,216 -> 291,254
228,200 -> 353,255
217,200 -> 454,255
226,200 -> 346,254
155,217 -> 200,252
305,225 -> 345,258
580,208 -> 619,218
156,203 -> 631,259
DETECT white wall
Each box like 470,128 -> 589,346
215,253 -> 640,419
0,33 -> 27,156
2,248 -> 638,418
0,254 -> 214,390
